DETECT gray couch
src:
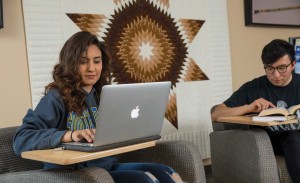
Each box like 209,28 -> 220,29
0,126 -> 206,183
210,106 -> 292,183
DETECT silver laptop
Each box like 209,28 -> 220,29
61,81 -> 171,152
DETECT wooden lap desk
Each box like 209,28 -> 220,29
216,116 -> 298,126
21,141 -> 156,165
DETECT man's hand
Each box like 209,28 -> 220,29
248,98 -> 276,113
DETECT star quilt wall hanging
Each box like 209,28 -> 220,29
66,0 -> 208,129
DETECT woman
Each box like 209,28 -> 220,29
13,31 -> 182,183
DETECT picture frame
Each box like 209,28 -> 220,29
244,0 -> 300,27
0,0 -> 3,29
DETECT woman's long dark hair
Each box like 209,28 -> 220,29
45,31 -> 111,113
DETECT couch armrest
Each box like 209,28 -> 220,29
210,105 -> 250,131
212,122 -> 250,131
115,140 -> 206,183
210,128 -> 280,183
0,167 -> 114,183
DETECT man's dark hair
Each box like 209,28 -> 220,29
261,39 -> 295,65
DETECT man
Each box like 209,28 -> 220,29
211,39 -> 300,183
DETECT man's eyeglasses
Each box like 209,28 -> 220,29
264,63 -> 292,74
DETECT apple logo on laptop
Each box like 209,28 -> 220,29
131,106 -> 140,118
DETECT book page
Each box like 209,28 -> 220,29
288,104 -> 300,114
253,116 -> 288,122
258,107 -> 289,117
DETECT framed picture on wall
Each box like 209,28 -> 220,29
244,0 -> 300,27
0,0 -> 3,29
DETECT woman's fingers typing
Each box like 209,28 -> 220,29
73,129 -> 96,142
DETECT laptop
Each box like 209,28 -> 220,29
60,81 -> 171,152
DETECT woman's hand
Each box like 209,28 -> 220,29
72,129 -> 96,142
61,129 -> 96,143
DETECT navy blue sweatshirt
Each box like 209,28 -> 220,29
13,89 -> 69,156
13,88 -> 116,169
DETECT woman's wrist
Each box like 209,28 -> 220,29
70,130 -> 75,142
61,130 -> 74,143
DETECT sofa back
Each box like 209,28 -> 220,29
0,126 -> 43,174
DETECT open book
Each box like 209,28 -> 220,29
252,104 -> 300,122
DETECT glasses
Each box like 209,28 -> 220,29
264,63 -> 292,74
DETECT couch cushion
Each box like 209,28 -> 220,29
275,155 -> 292,183
0,126 -> 43,174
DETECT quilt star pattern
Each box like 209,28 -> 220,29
66,0 -> 208,129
